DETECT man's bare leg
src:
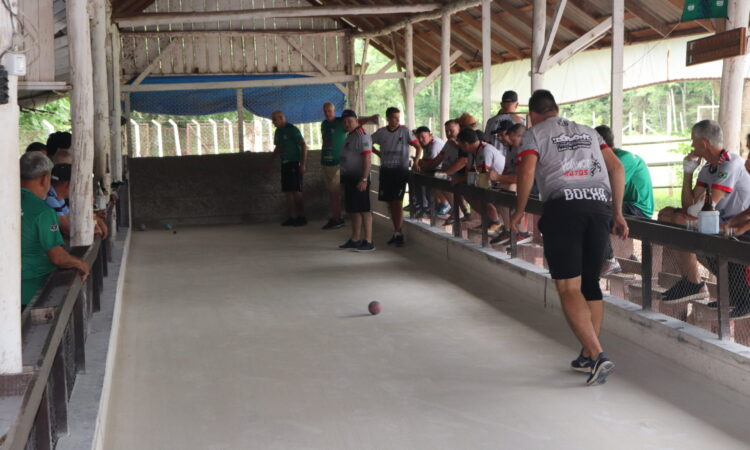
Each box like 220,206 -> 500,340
351,213 -> 362,241
389,201 -> 403,233
285,192 -> 296,218
658,208 -> 702,283
294,192 -> 304,218
556,277 -> 604,359
363,212 -> 373,243
330,191 -> 342,220
582,300 -> 604,358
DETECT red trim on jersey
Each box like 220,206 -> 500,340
600,144 -> 610,151
361,150 -> 373,154
713,184 -> 733,193
517,149 -> 538,159
353,127 -> 366,135
696,181 -> 707,187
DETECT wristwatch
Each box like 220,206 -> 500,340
360,178 -> 368,182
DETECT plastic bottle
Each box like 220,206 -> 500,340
698,185 -> 720,234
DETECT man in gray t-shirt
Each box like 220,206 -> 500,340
510,90 -> 627,386
659,120 -> 750,316
372,107 -> 424,247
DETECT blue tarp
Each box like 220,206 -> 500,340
128,74 -> 346,124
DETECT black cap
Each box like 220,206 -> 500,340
51,163 -> 72,182
493,119 -> 515,135
341,109 -> 358,119
415,126 -> 431,134
501,90 -> 518,103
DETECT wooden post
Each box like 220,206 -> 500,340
91,0 -> 111,190
109,25 -> 123,182
125,94 -> 133,158
531,0 -> 546,91
67,0 -> 96,246
0,0 -> 23,375
481,0 -> 491,126
719,0 -> 750,153
611,0 -> 624,148
237,89 -> 245,152
405,23 -> 416,130
440,12 -> 451,139
347,35 -> 357,110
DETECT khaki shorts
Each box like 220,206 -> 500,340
322,165 -> 341,193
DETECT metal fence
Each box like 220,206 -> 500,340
126,117 -> 324,157
407,173 -> 750,348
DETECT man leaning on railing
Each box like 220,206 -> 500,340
20,152 -> 90,308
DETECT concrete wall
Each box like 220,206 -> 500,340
402,219 -> 750,396
129,152 -> 328,228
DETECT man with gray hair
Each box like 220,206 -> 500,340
20,152 -> 89,307
658,120 -> 750,314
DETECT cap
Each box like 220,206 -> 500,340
51,163 -> 72,182
341,109 -> 358,119
415,126 -> 431,134
457,113 -> 478,128
501,90 -> 518,103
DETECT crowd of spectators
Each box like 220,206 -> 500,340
19,132 -> 109,309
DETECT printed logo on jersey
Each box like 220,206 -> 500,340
563,188 -> 608,202
718,171 -> 729,180
552,133 -> 592,152
561,158 -> 601,178
50,225 -> 59,232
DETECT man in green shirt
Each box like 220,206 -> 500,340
320,102 -> 379,230
20,152 -> 89,307
271,110 -> 309,227
595,125 -> 654,274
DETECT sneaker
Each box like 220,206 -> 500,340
322,218 -> 345,230
281,217 -> 295,226
387,235 -> 397,245
338,239 -> 361,249
436,203 -> 452,217
586,353 -> 615,386
394,234 -> 405,248
730,304 -> 750,319
491,230 -> 511,245
443,216 -> 458,226
355,241 -> 376,252
515,232 -> 532,245
487,222 -> 503,235
571,350 -> 594,373
601,258 -> 622,277
292,216 -> 308,227
661,278 -> 707,302
414,209 -> 425,219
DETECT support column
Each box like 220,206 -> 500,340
0,0 -> 23,375
440,12 -> 451,138
482,0 -> 492,127
67,0 -> 96,246
611,0 -> 624,148
531,0 -> 546,92
405,23 -> 416,130
90,0 -> 111,190
237,89 -> 245,152
109,24 -> 123,182
719,0 -> 750,153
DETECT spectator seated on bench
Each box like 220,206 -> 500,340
658,120 -> 750,318
20,152 -> 90,308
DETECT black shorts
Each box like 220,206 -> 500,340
378,168 -> 409,202
539,199 -> 612,282
343,175 -> 371,213
281,162 -> 303,192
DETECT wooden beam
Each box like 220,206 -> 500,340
440,12 -> 451,138
282,36 -> 347,95
539,0 -> 567,71
415,51 -> 462,94
90,0 -> 110,187
355,0 -> 482,39
120,29 -> 349,38
482,0 -> 492,125
455,11 -> 524,59
405,22 -> 416,130
612,0 -> 624,147
541,17 -> 612,72
116,4 -> 443,28
625,0 -> 671,37
131,39 -> 179,86
531,0 -> 546,89
67,0 -> 96,246
121,72 -> 407,93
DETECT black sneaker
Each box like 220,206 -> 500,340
281,217 -> 295,226
322,218 -> 344,230
571,350 -> 594,373
730,304 -> 750,319
387,235 -> 397,245
587,353 -> 615,386
293,216 -> 308,227
661,278 -> 707,302
394,234 -> 405,248
339,239 -> 361,249
491,230 -> 511,245
355,241 -> 376,252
